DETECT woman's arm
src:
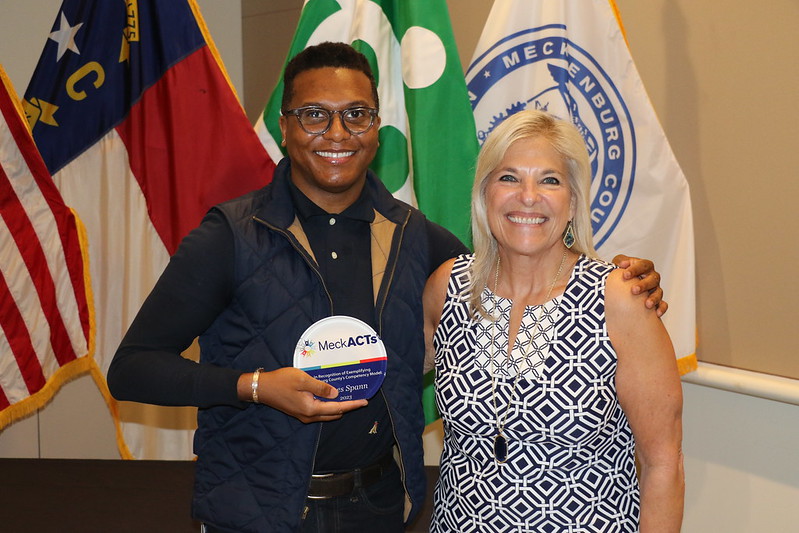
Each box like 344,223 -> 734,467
422,258 -> 456,374
606,269 -> 684,532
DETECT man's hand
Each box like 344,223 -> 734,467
240,367 -> 367,423
612,254 -> 669,317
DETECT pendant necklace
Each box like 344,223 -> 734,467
489,249 -> 567,463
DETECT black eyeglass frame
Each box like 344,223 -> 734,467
282,106 -> 379,136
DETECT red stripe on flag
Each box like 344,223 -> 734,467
0,83 -> 90,344
117,46 -> 275,254
55,212 -> 90,342
0,165 -> 79,368
0,383 -> 9,410
0,268 -> 47,397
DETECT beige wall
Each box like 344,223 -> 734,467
614,0 -> 799,379
242,0 -> 301,121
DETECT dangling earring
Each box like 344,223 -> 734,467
562,220 -> 575,249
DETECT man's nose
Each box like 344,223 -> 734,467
324,111 -> 350,140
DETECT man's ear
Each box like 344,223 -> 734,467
278,115 -> 288,146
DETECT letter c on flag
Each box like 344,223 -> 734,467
67,62 -> 105,101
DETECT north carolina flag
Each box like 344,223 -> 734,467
0,64 -> 93,429
255,0 -> 479,424
24,0 -> 275,459
466,0 -> 696,373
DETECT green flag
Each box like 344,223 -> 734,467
254,0 -> 479,424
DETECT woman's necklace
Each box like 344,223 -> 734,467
489,249 -> 567,463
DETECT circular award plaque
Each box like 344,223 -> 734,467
293,316 -> 387,401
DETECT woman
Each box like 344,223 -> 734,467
423,110 -> 684,532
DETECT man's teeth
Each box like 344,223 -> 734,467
317,151 -> 355,158
508,215 -> 546,224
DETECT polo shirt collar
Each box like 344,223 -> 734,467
289,178 -> 375,223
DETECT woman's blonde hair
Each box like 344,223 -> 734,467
469,109 -> 597,317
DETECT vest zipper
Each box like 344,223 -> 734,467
254,209 -> 417,517
375,208 -> 413,515
251,215 -> 334,312
375,208 -> 411,332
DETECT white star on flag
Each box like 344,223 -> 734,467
48,12 -> 83,61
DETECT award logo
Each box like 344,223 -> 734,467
294,316 -> 387,401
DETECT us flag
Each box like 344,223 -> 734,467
0,64 -> 93,428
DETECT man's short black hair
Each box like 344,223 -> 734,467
281,42 -> 380,112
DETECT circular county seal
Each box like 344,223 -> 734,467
466,24 -> 636,248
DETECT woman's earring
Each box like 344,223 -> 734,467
563,220 -> 575,248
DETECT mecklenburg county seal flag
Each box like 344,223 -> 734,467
466,0 -> 697,374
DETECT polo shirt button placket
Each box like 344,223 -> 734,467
329,217 -> 338,259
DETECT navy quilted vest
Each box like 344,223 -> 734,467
192,159 -> 429,532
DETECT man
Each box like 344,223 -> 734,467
108,42 -> 664,533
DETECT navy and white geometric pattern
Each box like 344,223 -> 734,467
431,254 -> 639,532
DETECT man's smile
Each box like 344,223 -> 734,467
315,150 -> 356,160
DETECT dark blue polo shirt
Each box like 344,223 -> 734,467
289,180 -> 394,472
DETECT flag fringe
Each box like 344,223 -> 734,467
88,359 -> 135,459
677,353 -> 698,376
72,205 -> 134,459
0,356 -> 92,430
72,205 -> 95,360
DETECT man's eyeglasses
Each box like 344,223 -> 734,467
282,106 -> 378,136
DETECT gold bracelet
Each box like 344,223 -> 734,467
251,368 -> 264,403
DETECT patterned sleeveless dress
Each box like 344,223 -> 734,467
431,254 -> 639,532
